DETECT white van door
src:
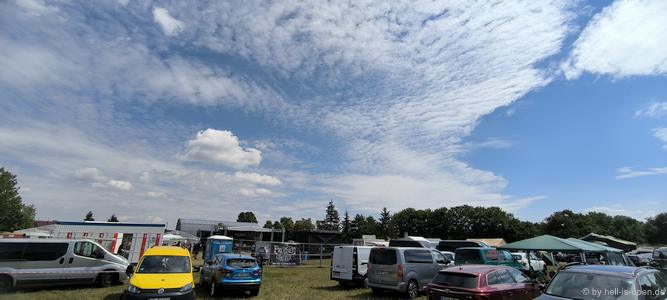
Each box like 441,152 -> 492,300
356,247 -> 371,277
16,242 -> 69,287
331,246 -> 353,280
64,241 -> 108,283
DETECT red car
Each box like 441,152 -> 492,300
424,265 -> 541,300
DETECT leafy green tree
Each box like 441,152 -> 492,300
280,217 -> 294,232
341,211 -> 352,243
272,221 -> 283,230
611,215 -> 646,244
390,208 -> 432,237
294,218 -> 315,231
263,220 -> 273,229
107,214 -> 119,222
542,210 -> 593,238
84,211 -> 95,221
377,207 -> 394,239
646,213 -> 667,245
0,167 -> 35,231
237,211 -> 258,223
317,200 -> 340,231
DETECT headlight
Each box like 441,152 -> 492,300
179,282 -> 194,292
127,283 -> 141,294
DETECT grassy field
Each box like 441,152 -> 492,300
0,259 -> 425,300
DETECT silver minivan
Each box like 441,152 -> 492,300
367,247 -> 451,298
0,239 -> 129,292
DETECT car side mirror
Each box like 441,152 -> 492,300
193,266 -> 201,272
125,265 -> 134,276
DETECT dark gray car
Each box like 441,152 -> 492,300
367,247 -> 450,298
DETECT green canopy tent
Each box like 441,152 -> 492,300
499,235 -> 628,270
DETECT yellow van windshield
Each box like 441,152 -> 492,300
137,256 -> 190,274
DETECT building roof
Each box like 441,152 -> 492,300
467,238 -> 507,247
57,221 -> 165,227
176,218 -> 280,235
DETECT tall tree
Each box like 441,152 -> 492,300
390,208 -> 432,237
107,214 -> 119,222
646,213 -> 667,245
84,211 -> 95,221
378,207 -> 393,239
0,167 -> 35,231
341,211 -> 352,243
317,200 -> 340,231
293,218 -> 315,231
237,211 -> 258,223
263,220 -> 273,229
272,221 -> 283,230
279,217 -> 294,232
542,210 -> 592,238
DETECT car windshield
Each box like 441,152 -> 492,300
546,272 -> 637,300
432,272 -> 478,288
137,256 -> 190,274
227,258 -> 257,269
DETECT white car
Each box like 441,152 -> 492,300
511,252 -> 546,273
439,251 -> 455,266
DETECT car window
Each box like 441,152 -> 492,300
433,272 -> 478,288
497,269 -> 515,284
512,254 -> 523,261
639,272 -> 667,300
443,253 -> 454,261
24,243 -> 68,261
507,267 -> 529,283
546,271 -> 636,300
74,241 -> 104,259
0,243 -> 26,261
456,249 -> 482,261
498,250 -> 512,262
433,251 -> 447,264
484,249 -> 499,261
487,271 -> 501,285
227,258 -> 257,268
404,250 -> 433,263
137,255 -> 190,273
369,248 -> 397,265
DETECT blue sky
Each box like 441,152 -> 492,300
1,0 -> 666,226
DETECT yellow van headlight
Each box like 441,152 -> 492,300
179,282 -> 194,292
127,283 -> 141,294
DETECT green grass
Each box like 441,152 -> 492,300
0,259 -> 425,300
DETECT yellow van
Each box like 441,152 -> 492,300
121,246 -> 197,300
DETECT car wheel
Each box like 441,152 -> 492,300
362,277 -> 369,289
97,272 -> 114,287
406,279 -> 419,299
0,275 -> 13,293
210,281 -> 219,297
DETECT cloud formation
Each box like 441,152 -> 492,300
635,102 -> 667,118
183,129 -> 262,169
563,0 -> 667,79
153,7 -> 184,36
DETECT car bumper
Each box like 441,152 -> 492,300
121,290 -> 195,300
368,280 -> 407,292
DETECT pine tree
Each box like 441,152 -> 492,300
318,200 -> 340,231
263,220 -> 273,229
84,211 -> 95,221
378,207 -> 393,239
341,211 -> 352,243
0,167 -> 35,231
107,214 -> 119,222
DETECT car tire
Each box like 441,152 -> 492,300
210,281 -> 219,297
0,275 -> 13,293
249,288 -> 260,296
97,272 -> 114,287
406,279 -> 419,299
362,277 -> 369,288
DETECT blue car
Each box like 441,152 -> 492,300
200,253 -> 262,297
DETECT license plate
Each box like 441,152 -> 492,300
236,272 -> 251,278
332,271 -> 340,276
440,297 -> 457,300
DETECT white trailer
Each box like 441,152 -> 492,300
27,221 -> 166,264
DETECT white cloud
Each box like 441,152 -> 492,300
654,127 -> 667,149
183,129 -> 262,169
239,188 -> 273,197
108,179 -> 133,191
635,102 -> 667,118
615,166 -> 667,179
562,0 -> 667,79
74,167 -> 107,182
144,191 -> 166,198
234,171 -> 281,186
153,7 -> 184,36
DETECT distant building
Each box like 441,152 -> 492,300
175,218 -> 284,242
581,233 -> 637,252
352,234 -> 387,246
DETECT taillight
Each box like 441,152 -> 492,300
217,268 -> 232,277
397,264 -> 404,279
252,269 -> 262,276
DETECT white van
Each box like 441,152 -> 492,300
0,239 -> 129,292
331,245 -> 372,287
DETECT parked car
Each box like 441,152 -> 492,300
511,252 -> 547,273
437,240 -> 488,253
536,265 -> 667,300
653,247 -> 667,272
122,246 -> 197,300
389,237 -> 432,248
0,239 -> 128,292
200,253 -> 262,297
424,265 -> 542,300
367,247 -> 451,298
455,247 -> 523,270
440,251 -> 455,267
331,245 -> 372,287
627,253 -> 653,266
